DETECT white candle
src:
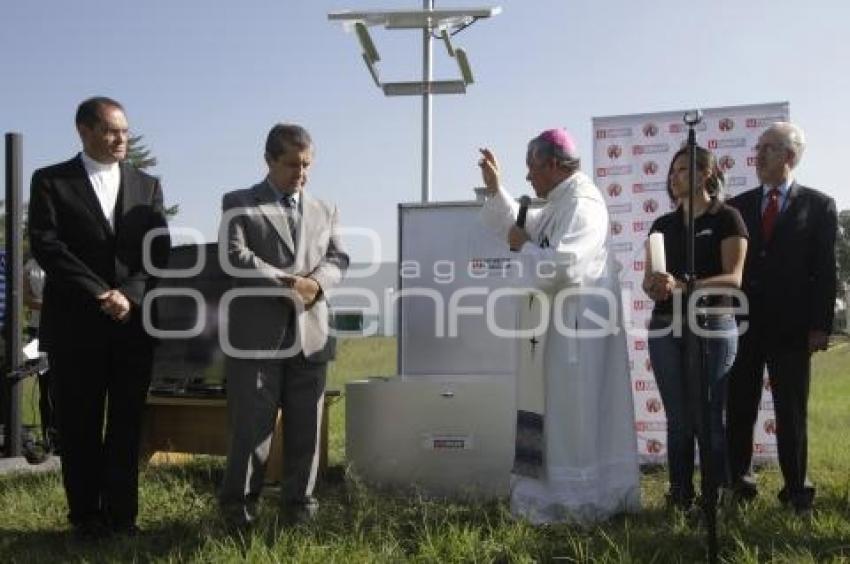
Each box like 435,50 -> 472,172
648,232 -> 666,273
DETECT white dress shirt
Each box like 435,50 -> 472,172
81,152 -> 121,228
267,179 -> 301,238
761,177 -> 793,216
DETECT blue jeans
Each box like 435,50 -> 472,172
648,315 -> 738,505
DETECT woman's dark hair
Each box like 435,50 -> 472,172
665,145 -> 724,201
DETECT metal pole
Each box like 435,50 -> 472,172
3,132 -> 24,457
683,112 -> 717,563
421,0 -> 433,202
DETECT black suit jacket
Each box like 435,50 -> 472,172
28,155 -> 171,352
729,182 -> 837,349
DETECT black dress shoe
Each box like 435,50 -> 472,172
664,491 -> 695,512
778,486 -> 815,511
22,440 -> 50,465
793,505 -> 813,519
110,523 -> 140,537
731,480 -> 758,503
786,490 -> 814,517
71,520 -> 108,541
221,501 -> 257,534
281,497 -> 319,525
224,516 -> 253,535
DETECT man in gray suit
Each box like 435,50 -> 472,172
218,123 -> 349,527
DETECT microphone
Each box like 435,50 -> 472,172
511,195 -> 531,252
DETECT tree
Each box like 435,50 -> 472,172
127,134 -> 158,169
837,209 -> 850,288
127,134 -> 179,218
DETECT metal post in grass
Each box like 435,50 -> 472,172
2,132 -> 25,457
682,112 -> 718,563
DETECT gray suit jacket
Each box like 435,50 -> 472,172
219,181 -> 349,359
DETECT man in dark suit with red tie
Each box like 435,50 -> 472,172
726,121 -> 837,515
28,97 -> 171,537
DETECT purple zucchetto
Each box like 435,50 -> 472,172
537,128 -> 579,159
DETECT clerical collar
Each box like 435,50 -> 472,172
80,151 -> 119,174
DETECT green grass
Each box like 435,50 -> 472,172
20,374 -> 40,429
1,336 -> 848,562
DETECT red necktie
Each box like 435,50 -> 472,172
761,188 -> 780,241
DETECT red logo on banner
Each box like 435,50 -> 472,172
646,398 -> 662,413
607,144 -> 623,159
607,183 -> 623,197
634,260 -> 645,271
719,118 -> 735,131
708,139 -> 718,149
643,161 -> 659,175
643,199 -> 659,213
643,123 -> 659,137
764,419 -> 777,435
719,155 -> 735,171
635,339 -> 647,350
646,439 -> 663,454
611,221 -> 623,235
746,118 -> 757,128
633,300 -> 643,311
635,379 -> 655,391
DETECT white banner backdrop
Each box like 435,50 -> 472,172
592,102 -> 790,463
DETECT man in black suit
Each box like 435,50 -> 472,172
29,97 -> 170,537
726,121 -> 837,514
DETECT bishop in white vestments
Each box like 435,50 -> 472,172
478,128 -> 641,525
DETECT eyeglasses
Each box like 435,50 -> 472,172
755,142 -> 785,154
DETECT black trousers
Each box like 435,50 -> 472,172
50,338 -> 153,528
726,328 -> 814,506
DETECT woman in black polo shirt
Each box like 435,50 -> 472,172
643,145 -> 748,511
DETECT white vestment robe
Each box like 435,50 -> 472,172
480,171 -> 641,525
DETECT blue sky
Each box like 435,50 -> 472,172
2,0 -> 848,261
